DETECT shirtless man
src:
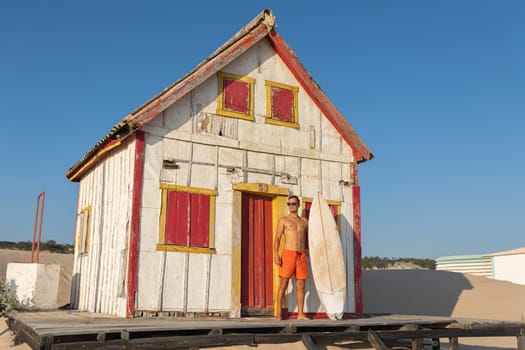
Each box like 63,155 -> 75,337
273,195 -> 309,320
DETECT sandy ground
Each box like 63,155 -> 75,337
1,250 -> 524,349
1,249 -> 73,349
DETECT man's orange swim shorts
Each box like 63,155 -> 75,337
279,249 -> 308,280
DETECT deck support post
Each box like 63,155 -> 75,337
449,337 -> 460,350
518,334 -> 525,350
368,330 -> 391,350
302,334 -> 317,350
411,337 -> 423,350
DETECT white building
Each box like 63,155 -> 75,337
486,247 -> 525,285
437,247 -> 525,286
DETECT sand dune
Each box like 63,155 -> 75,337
364,269 -> 525,321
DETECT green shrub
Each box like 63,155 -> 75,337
0,278 -> 17,316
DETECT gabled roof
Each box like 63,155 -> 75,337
65,9 -> 373,182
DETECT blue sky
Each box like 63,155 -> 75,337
1,1 -> 523,259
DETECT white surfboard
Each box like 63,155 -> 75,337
308,192 -> 346,320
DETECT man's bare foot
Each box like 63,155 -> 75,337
275,314 -> 282,320
296,314 -> 309,320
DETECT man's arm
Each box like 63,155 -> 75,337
274,218 -> 285,266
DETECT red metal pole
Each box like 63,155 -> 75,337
31,192 -> 45,263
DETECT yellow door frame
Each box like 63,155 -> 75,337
230,183 -> 289,317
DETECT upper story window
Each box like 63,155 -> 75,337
265,80 -> 299,128
216,71 -> 255,121
157,184 -> 217,254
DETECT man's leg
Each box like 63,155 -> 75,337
296,279 -> 309,320
275,277 -> 289,320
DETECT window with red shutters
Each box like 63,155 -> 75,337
216,71 -> 255,120
270,87 -> 294,122
265,80 -> 299,128
158,184 -> 216,253
165,191 -> 210,248
223,78 -> 250,114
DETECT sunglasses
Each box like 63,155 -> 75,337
286,202 -> 299,206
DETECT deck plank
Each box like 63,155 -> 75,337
7,311 -> 525,350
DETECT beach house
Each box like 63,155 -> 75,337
65,9 -> 373,318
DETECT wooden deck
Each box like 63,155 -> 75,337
6,310 -> 525,350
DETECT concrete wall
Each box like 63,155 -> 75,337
6,263 -> 60,310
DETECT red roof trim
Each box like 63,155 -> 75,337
267,30 -> 372,162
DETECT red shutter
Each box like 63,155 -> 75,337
271,87 -> 294,122
304,201 -> 312,219
330,204 -> 338,224
189,193 -> 210,247
166,191 -> 190,245
224,78 -> 250,113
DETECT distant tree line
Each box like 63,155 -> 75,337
0,240 -> 73,254
362,256 -> 436,270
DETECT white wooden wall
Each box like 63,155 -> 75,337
136,39 -> 358,315
71,139 -> 135,317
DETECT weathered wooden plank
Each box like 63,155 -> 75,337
302,334 -> 317,350
9,312 -> 525,350
367,330 -> 391,350
518,334 -> 525,350
449,337 -> 459,350
411,337 -> 423,350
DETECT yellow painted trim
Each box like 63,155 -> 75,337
231,184 -> 290,317
216,71 -> 255,121
159,189 -> 168,244
302,197 -> 342,207
157,183 -> 217,253
159,183 -> 218,196
302,197 -> 342,226
232,183 -> 289,196
265,80 -> 299,129
78,205 -> 91,254
273,194 -> 289,315
156,244 -> 216,254
230,190 -> 243,317
69,141 -> 122,181
208,195 -> 216,249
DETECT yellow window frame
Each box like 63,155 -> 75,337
77,205 -> 91,254
265,80 -> 299,128
157,183 -> 217,254
216,71 -> 255,121
301,197 -> 341,226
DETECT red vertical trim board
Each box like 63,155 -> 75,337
352,185 -> 363,316
126,130 -> 145,317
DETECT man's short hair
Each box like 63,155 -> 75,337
287,195 -> 300,204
